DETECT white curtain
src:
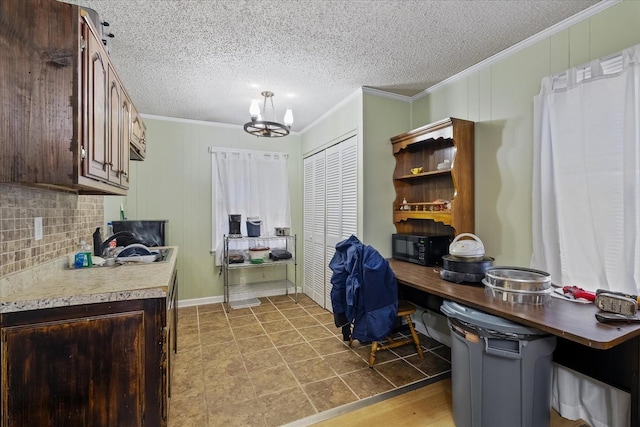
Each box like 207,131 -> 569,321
532,44 -> 640,295
532,45 -> 640,427
211,149 -> 290,264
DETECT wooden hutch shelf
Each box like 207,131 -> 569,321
391,117 -> 474,236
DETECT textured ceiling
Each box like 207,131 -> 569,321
62,0 -> 601,132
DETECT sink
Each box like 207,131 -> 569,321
99,248 -> 173,267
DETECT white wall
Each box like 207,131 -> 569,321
411,0 -> 640,267
107,118 -> 301,300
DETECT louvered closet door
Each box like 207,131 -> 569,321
303,152 -> 326,307
324,135 -> 357,311
303,136 -> 358,311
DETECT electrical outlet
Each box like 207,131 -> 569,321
34,217 -> 43,241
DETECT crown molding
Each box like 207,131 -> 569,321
140,113 -> 300,135
362,86 -> 413,102
413,0 -> 622,100
299,87 -> 364,134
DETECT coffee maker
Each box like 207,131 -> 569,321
228,214 -> 242,238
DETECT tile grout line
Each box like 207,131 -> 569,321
261,297 -> 327,415
237,297 -> 323,418
176,296 -> 452,427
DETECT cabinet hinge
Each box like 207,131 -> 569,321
81,146 -> 86,159
80,36 -> 86,52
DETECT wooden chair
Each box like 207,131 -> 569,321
367,300 -> 424,367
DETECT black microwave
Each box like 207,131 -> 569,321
392,234 -> 451,266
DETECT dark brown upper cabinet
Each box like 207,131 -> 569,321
0,0 -> 145,195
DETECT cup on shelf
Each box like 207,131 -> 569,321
437,159 -> 451,170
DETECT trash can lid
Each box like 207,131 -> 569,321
440,300 -> 545,336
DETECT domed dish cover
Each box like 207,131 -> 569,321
449,233 -> 485,258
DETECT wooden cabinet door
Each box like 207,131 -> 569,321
83,21 -> 109,182
106,64 -> 130,189
130,103 -> 147,160
1,311 -> 145,426
121,94 -> 132,187
108,63 -> 122,185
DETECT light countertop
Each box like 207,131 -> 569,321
0,246 -> 178,313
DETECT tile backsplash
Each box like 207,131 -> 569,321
0,184 -> 103,277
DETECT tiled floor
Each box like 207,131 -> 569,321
168,293 -> 452,427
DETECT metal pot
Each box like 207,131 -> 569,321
440,254 -> 495,284
485,267 -> 551,291
440,269 -> 486,284
442,255 -> 494,274
483,279 -> 553,305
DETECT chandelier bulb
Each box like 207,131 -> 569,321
284,108 -> 294,128
249,99 -> 260,121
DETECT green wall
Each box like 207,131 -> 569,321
107,0 -> 640,302
301,91 -> 362,157
106,119 -> 301,301
298,89 -> 411,257
411,0 -> 640,267
362,92 -> 410,255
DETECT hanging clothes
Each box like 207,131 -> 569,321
329,235 -> 398,342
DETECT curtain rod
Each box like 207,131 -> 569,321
208,147 -> 288,158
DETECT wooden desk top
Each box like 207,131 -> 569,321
389,259 -> 640,350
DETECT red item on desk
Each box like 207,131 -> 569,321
563,286 -> 596,302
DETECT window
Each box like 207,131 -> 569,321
210,148 -> 290,264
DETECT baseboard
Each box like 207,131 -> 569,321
178,285 -> 302,308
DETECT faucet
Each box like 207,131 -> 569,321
101,231 -> 137,257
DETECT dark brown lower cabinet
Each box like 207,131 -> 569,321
1,298 -> 167,427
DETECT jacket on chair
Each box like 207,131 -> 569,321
329,235 -> 398,342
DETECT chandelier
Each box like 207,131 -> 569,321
244,91 -> 293,138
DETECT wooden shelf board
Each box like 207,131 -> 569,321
396,169 -> 451,180
393,211 -> 452,225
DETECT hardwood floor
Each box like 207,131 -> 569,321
312,379 -> 589,427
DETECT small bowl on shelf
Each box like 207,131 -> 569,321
410,167 -> 423,175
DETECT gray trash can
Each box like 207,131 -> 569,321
440,300 -> 556,427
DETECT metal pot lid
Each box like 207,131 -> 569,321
449,233 -> 485,257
